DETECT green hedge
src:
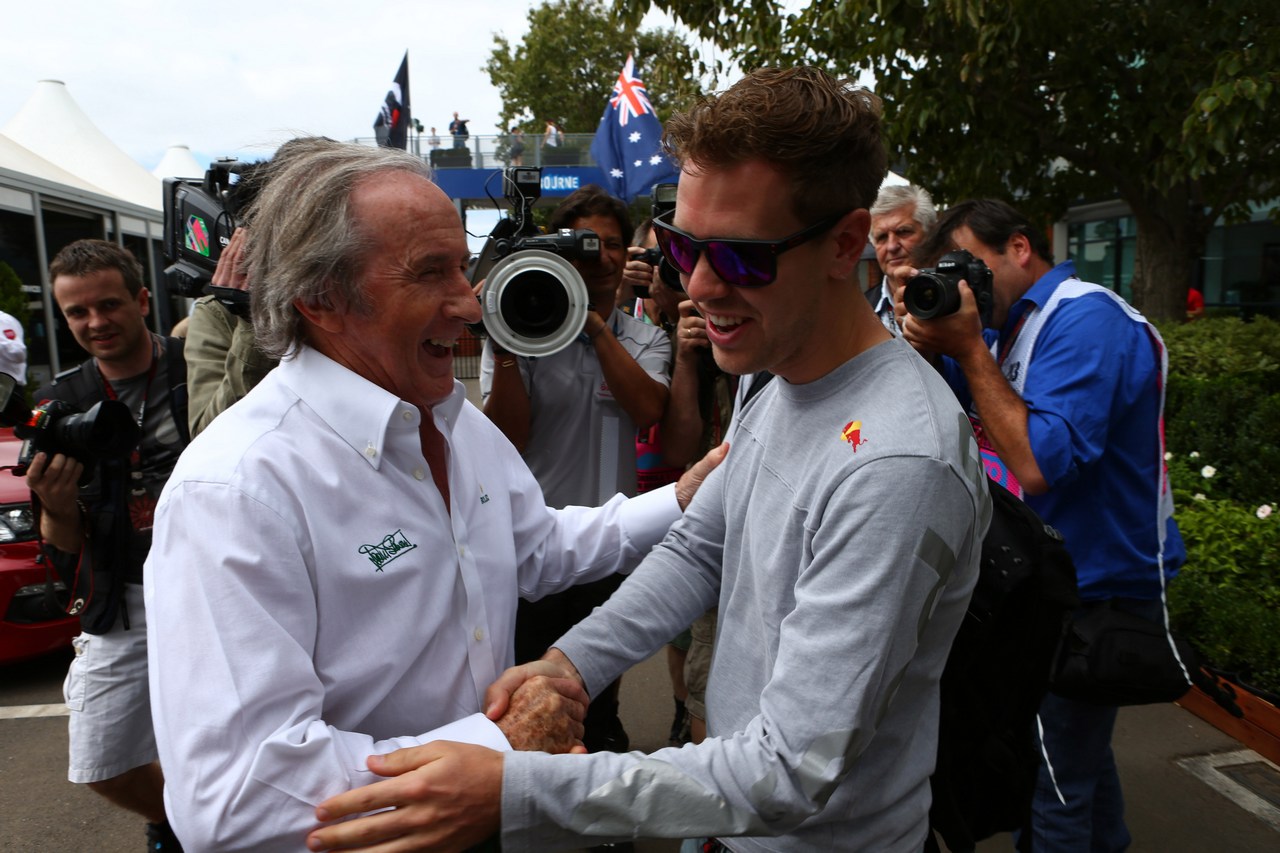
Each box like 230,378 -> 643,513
1160,317 -> 1280,695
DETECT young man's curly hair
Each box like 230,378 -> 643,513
663,66 -> 887,224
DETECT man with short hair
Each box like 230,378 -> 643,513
899,198 -> 1185,850
145,139 -> 718,851
29,239 -> 189,851
310,66 -> 988,853
867,182 -> 936,332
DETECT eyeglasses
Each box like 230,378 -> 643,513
652,208 -> 849,288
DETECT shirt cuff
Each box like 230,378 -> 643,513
618,483 -> 682,557
420,713 -> 512,753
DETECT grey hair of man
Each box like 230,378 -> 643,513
870,183 -> 937,232
244,137 -> 433,359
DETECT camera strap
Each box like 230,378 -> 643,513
96,338 -> 160,461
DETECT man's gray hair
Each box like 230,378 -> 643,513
245,138 -> 433,359
870,183 -> 937,231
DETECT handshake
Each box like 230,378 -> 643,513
485,648 -> 590,754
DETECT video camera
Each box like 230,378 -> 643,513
904,249 -> 995,328
161,159 -> 251,315
635,182 -> 682,296
0,375 -> 140,480
470,167 -> 598,357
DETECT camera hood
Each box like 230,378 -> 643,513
481,250 -> 590,358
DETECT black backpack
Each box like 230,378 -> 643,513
926,479 -> 1080,853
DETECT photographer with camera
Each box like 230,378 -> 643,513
897,198 -> 1185,851
27,239 -> 189,851
481,184 -> 673,754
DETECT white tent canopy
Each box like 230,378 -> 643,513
2,79 -> 161,211
153,144 -> 206,180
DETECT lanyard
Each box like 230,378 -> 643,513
98,337 -> 160,434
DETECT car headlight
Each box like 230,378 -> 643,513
0,502 -> 35,543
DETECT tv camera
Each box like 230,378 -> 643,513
161,159 -> 252,316
469,167 -> 599,357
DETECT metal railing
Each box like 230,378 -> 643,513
350,133 -> 601,170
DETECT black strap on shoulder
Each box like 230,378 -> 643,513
164,335 -> 191,446
742,370 -> 775,406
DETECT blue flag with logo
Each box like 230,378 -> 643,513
590,54 -> 678,202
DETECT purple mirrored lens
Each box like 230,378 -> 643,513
657,228 -> 698,275
707,241 -> 775,288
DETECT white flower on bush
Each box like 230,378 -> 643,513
1194,493 -> 1207,501
1258,504 -> 1274,520
1201,465 -> 1217,478
1165,452 -> 1173,461
1189,451 -> 1201,459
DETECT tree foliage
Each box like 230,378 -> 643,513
485,0 -> 703,138
621,0 -> 1280,320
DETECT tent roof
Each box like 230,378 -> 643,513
153,144 -> 205,180
0,132 -> 106,195
2,80 -> 161,211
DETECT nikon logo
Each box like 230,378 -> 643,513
358,530 -> 418,572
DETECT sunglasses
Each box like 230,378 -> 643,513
652,208 -> 849,288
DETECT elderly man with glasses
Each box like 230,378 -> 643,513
309,66 -> 990,853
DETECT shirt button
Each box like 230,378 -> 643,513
402,410 -> 413,421
413,468 -> 426,481
364,445 -> 377,459
474,628 -> 484,642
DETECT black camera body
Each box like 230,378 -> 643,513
471,167 -> 597,357
904,249 -> 995,327
13,399 -> 141,479
162,159 -> 251,315
647,182 -> 684,293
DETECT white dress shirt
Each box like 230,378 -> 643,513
145,345 -> 680,851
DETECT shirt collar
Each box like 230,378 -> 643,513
1001,259 -> 1078,341
277,346 -> 466,470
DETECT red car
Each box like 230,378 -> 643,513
0,426 -> 79,664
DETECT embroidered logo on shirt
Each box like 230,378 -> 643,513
358,530 -> 418,572
841,420 -> 867,452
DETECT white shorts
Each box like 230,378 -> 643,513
63,583 -> 158,783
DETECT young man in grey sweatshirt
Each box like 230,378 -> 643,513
308,66 -> 991,853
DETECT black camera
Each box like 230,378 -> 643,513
904,249 -> 995,327
471,167 -> 598,357
648,182 -> 684,293
162,159 -> 251,315
0,374 -> 140,479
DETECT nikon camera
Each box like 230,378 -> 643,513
903,249 -> 995,328
470,167 -> 600,357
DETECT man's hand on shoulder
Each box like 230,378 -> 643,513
676,442 -> 729,511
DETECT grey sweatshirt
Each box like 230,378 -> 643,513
502,337 -> 991,851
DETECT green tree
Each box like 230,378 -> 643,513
0,261 -> 30,328
486,0 -> 704,138
622,0 -> 1280,321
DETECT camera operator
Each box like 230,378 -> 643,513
480,184 -> 672,753
27,239 -> 189,851
897,199 -> 1185,850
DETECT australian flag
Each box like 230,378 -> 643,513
590,54 -> 678,202
373,52 -> 411,149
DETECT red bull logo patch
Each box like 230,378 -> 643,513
841,420 -> 867,452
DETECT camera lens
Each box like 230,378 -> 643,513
499,270 -> 571,339
904,272 -> 961,319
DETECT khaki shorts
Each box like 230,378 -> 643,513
683,609 -> 718,720
64,583 -> 158,783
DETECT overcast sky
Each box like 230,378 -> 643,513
1,1 -> 695,171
